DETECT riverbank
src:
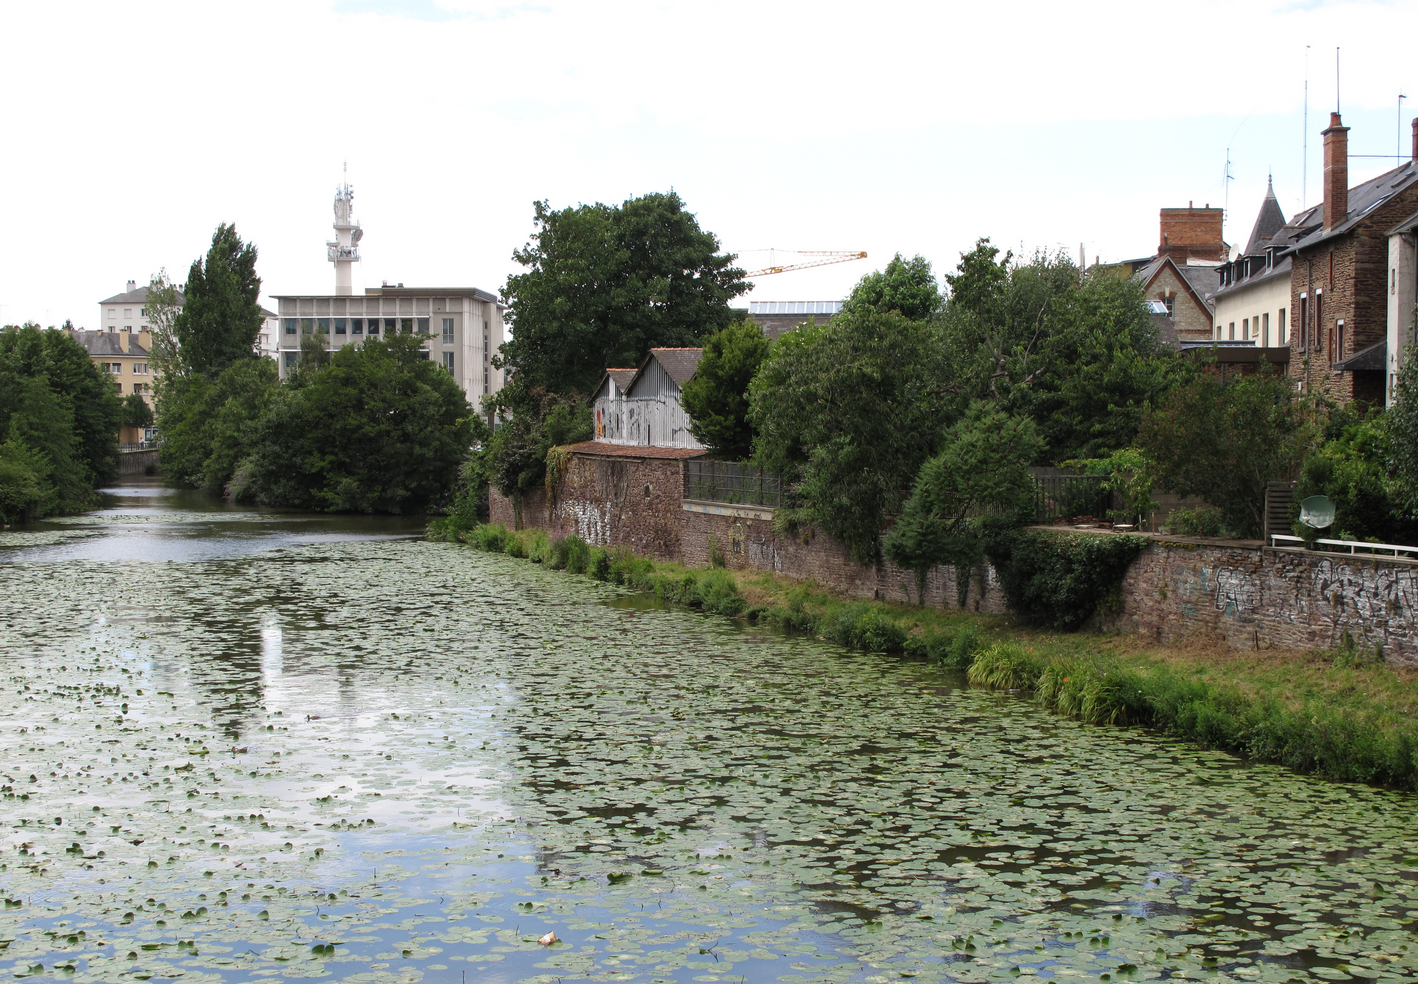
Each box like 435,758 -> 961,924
432,520 -> 1418,791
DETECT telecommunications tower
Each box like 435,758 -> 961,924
327,163 -> 363,295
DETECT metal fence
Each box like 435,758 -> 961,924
685,460 -> 782,507
118,440 -> 158,452
1033,474 -> 1109,523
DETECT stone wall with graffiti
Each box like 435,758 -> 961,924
1113,540 -> 1418,664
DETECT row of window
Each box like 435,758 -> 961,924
1217,309 -> 1288,346
103,362 -> 149,374
284,317 -> 434,336
113,382 -> 151,395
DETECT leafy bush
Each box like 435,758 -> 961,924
1035,657 -> 1148,725
505,532 -> 529,558
588,548 -> 612,580
984,528 -> 1149,629
524,530 -> 553,564
825,605 -> 908,653
967,642 -> 1043,690
472,524 -> 512,552
1166,506 -> 1226,538
563,535 -> 592,575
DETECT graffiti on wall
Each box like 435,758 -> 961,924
1312,558 -> 1418,632
1213,567 -> 1260,616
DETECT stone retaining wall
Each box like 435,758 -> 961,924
488,452 -> 1418,665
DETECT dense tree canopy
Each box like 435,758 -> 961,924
171,224 -> 264,379
939,241 -> 1189,462
497,191 -> 748,401
680,321 -> 771,460
750,308 -> 951,563
842,253 -> 942,321
1139,365 -> 1313,538
0,323 -> 121,522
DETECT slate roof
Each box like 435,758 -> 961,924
1244,177 -> 1288,255
1135,255 -> 1220,311
68,331 -> 150,358
564,440 -> 707,460
1388,210 -> 1418,236
1335,339 -> 1386,372
98,285 -> 186,305
648,347 -> 703,386
1212,254 -> 1292,300
606,368 -> 637,391
1277,159 -> 1418,256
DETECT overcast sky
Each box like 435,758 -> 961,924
3,0 -> 1415,329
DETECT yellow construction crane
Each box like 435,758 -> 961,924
741,249 -> 867,278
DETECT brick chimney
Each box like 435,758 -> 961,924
1322,112 -> 1350,232
1158,203 -> 1226,263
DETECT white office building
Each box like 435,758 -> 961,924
271,177 -> 506,401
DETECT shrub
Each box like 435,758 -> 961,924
984,528 -> 1148,630
524,529 -> 553,564
471,524 -> 511,552
967,642 -> 1043,691
826,605 -> 908,653
1166,506 -> 1226,538
505,532 -> 529,558
695,568 -> 747,616
562,534 -> 592,574
588,548 -> 612,581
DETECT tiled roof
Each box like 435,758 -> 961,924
565,440 -> 706,460
1278,159 -> 1418,255
1135,255 -> 1219,310
606,368 -> 637,390
648,347 -> 703,386
98,286 -> 186,305
68,331 -> 149,358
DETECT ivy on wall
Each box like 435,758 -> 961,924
984,528 -> 1150,630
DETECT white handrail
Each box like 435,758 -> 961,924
1270,533 -> 1418,558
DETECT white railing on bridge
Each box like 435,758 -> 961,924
1270,534 -> 1418,559
118,441 -> 158,452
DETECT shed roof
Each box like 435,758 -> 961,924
648,347 -> 703,386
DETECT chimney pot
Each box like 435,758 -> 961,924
1411,117 -> 1417,162
126,279 -> 136,293
1322,112 -> 1350,232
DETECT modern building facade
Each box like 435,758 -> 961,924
747,300 -> 842,340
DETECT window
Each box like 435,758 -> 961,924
114,382 -> 122,392
416,350 -> 429,360
442,351 -> 455,373
284,352 -> 299,368
1298,296 -> 1308,351
1262,313 -> 1270,348
352,318 -> 364,335
301,318 -> 314,335
317,318 -> 330,333
416,317 -> 429,335
368,318 -> 380,335
134,363 -> 147,374
1314,291 -> 1323,353
1278,308 -> 1287,345
1228,322 -> 1235,340
140,307 -> 146,317
401,318 -> 414,334
335,318 -> 347,335
1394,269 -> 1399,295
284,318 -> 298,335
1334,320 -> 1345,365
107,308 -> 116,319
1163,296 -> 1174,318
123,308 -> 132,319
111,363 -> 123,373
442,318 -> 454,344
1242,317 -> 1249,340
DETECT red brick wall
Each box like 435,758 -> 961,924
551,455 -> 690,560
1158,207 -> 1226,263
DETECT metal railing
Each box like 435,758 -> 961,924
1270,534 -> 1418,559
1033,474 -> 1108,523
684,460 -> 782,508
118,440 -> 158,452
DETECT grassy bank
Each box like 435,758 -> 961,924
429,520 -> 1418,791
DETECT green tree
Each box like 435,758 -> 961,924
235,333 -> 472,513
172,224 -> 264,379
0,439 -> 52,524
1139,365 -> 1314,538
1295,416 -> 1416,543
842,253 -> 941,321
497,191 -> 748,399
1387,327 -> 1418,518
750,308 -> 951,563
144,268 -> 183,379
486,388 -> 592,523
121,392 -> 154,430
884,404 -> 1044,603
680,320 -> 771,460
940,242 -> 1187,462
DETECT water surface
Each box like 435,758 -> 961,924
1,481 -> 1415,983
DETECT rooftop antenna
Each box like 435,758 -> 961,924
1223,113 -> 1250,244
1303,45 -> 1310,210
1401,93 -> 1408,164
1336,46 -> 1341,114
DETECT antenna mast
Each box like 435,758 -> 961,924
1303,45 -> 1310,209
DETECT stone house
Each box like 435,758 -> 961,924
1271,113 -> 1418,406
1112,204 -> 1228,343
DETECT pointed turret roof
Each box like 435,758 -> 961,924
1244,176 -> 1288,255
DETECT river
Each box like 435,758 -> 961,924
0,479 -> 1414,983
